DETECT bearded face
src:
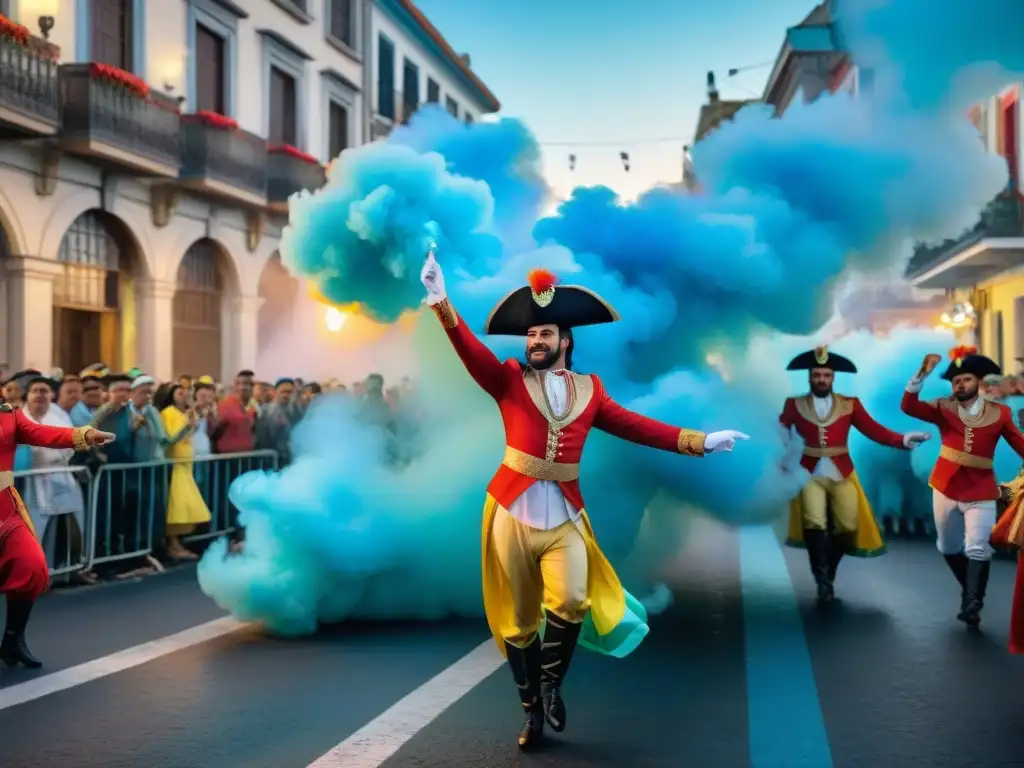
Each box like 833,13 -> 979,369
525,324 -> 566,370
809,368 -> 834,397
951,373 -> 980,402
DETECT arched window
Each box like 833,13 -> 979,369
55,211 -> 121,310
173,239 -> 224,377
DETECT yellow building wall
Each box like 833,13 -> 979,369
979,275 -> 1024,373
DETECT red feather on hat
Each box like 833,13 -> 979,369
949,345 -> 978,361
527,269 -> 558,295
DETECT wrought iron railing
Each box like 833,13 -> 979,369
180,117 -> 268,199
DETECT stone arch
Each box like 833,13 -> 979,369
257,251 -> 299,354
0,182 -> 26,256
172,238 -> 240,378
38,189 -> 156,277
52,209 -> 146,374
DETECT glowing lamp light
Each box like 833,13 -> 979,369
939,301 -> 976,330
325,306 -> 347,332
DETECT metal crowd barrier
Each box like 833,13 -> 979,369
13,450 -> 278,577
13,465 -> 93,577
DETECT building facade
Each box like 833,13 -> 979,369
0,0 -> 497,382
904,85 -> 1024,372
369,0 -> 499,139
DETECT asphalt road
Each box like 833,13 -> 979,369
1,521 -> 1022,768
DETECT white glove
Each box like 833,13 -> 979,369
705,429 -> 750,453
420,248 -> 446,306
902,431 -> 931,448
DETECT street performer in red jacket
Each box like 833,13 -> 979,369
782,347 -> 930,602
901,345 -> 1024,627
1,384 -> 114,668
991,472 -> 1024,653
420,249 -> 748,750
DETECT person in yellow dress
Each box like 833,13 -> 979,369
155,382 -> 211,559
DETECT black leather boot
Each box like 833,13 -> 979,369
804,529 -> 833,602
1,599 -> 42,669
827,532 -> 853,584
540,614 -> 582,732
944,553 -> 969,618
505,636 -> 544,750
959,559 -> 991,627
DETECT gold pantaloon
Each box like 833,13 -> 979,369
490,507 -> 589,647
800,476 -> 859,533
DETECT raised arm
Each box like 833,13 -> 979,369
421,250 -> 509,400
592,377 -> 705,456
851,397 -> 907,449
14,409 -> 93,451
901,354 -> 943,424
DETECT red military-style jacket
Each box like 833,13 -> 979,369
431,299 -> 706,511
780,394 -> 906,477
0,404 -> 89,543
901,390 -> 1024,502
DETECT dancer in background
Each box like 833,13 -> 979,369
902,346 -> 1024,627
421,249 -> 748,750
0,399 -> 113,668
782,347 -> 930,602
991,475 -> 1024,653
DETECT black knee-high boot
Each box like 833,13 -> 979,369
505,636 -> 544,749
540,614 -> 582,732
959,559 -> 991,627
1,598 -> 42,669
944,553 -> 969,615
827,532 -> 854,584
804,529 -> 833,602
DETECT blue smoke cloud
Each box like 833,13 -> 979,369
199,0 -> 1024,634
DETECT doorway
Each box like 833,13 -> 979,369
52,307 -> 117,375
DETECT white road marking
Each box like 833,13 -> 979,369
307,639 -> 505,768
0,616 -> 249,711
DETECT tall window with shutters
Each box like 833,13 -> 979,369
426,78 -> 439,104
445,96 -> 458,117
329,0 -> 354,47
91,0 -> 134,71
269,67 -> 298,146
328,101 -> 349,159
195,25 -> 226,115
377,35 -> 395,120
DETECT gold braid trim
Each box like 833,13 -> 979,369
430,298 -> 458,329
677,429 -> 706,457
72,426 -> 94,452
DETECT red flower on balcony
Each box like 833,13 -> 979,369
0,15 -> 30,46
269,144 -> 320,165
89,62 -> 150,99
185,111 -> 239,130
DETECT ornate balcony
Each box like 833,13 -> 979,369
906,192 -> 1024,289
0,31 -> 59,137
267,145 -> 326,212
178,114 -> 268,207
57,63 -> 180,177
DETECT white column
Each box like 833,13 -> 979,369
5,256 -> 61,371
135,278 -> 177,381
226,294 -> 262,382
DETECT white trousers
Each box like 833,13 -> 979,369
931,490 -> 996,561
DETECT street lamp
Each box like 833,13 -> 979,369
939,301 -> 976,330
22,0 -> 58,40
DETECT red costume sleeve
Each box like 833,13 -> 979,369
779,398 -> 796,427
592,376 -> 706,456
900,389 -> 940,424
1001,416 -> 1024,459
429,298 -> 510,399
14,409 -> 87,450
852,398 -> 906,449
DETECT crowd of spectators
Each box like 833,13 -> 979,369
0,364 -> 416,585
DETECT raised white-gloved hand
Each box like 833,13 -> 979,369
902,431 -> 931,448
705,430 -> 750,453
420,248 -> 446,305
907,353 -> 942,393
